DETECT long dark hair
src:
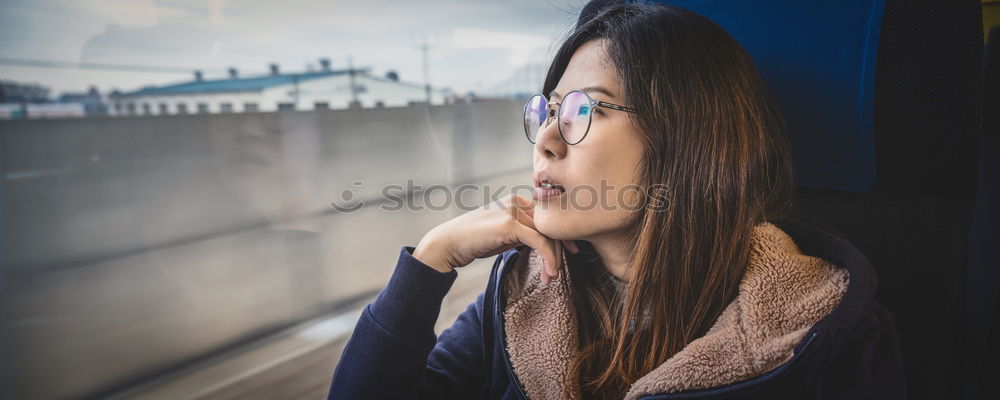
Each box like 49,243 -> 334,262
542,2 -> 795,398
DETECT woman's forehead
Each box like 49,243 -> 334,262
553,40 -> 622,100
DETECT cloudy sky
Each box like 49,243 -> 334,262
0,0 -> 584,96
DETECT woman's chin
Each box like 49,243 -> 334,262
533,209 -> 575,240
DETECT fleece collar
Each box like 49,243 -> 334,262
500,222 -> 850,399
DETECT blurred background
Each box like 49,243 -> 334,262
0,1 -> 584,398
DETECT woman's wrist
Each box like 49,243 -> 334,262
413,235 -> 455,273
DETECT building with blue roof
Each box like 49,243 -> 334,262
109,61 -> 444,116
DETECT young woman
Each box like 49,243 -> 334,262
329,2 -> 905,399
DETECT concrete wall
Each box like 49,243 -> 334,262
0,99 -> 532,399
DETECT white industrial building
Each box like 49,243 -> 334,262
109,62 -> 444,116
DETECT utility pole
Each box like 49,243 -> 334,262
347,56 -> 359,106
420,43 -> 431,104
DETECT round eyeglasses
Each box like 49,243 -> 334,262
523,90 -> 636,145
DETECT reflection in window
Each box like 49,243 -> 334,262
1,3 -> 559,400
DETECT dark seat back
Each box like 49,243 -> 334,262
639,1 -> 984,397
965,24 -> 1000,400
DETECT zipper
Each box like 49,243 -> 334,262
636,331 -> 820,399
494,252 -> 531,400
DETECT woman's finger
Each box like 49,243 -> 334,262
553,239 -> 563,282
562,239 -> 580,254
509,221 -> 559,284
509,194 -> 534,215
544,237 -> 561,285
514,207 -> 535,230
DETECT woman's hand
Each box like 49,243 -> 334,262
413,194 -> 579,285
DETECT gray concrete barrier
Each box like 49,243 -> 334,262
0,99 -> 532,399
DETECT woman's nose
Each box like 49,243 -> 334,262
534,120 -> 567,160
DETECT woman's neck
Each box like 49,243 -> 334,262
584,232 -> 632,282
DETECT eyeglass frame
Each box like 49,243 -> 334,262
523,90 -> 637,145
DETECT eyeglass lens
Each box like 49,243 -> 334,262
523,94 -> 547,143
523,91 -> 593,145
558,91 -> 592,144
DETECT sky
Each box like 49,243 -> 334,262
0,0 -> 584,96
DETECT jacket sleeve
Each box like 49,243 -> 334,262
818,302 -> 908,399
327,246 -> 487,400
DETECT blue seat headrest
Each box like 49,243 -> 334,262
643,0 -> 886,191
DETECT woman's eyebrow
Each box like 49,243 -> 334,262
548,86 -> 617,100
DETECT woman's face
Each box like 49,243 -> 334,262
532,39 -> 645,242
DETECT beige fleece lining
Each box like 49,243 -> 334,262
501,222 -> 849,400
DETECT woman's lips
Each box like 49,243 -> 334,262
533,186 -> 563,201
533,178 -> 565,201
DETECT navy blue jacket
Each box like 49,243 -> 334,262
327,215 -> 907,399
